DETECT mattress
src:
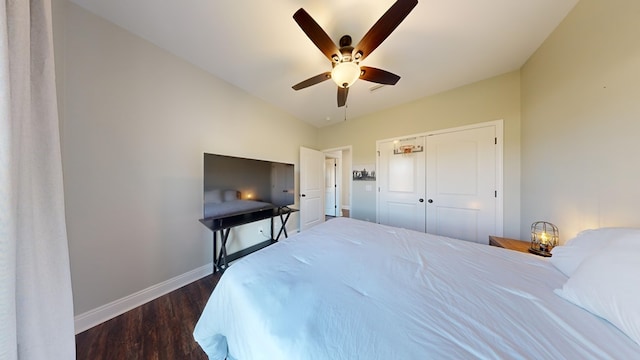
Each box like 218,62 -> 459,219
203,199 -> 275,219
193,218 -> 639,359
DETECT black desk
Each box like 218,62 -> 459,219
199,207 -> 298,273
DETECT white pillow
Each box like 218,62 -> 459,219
554,234 -> 640,345
204,189 -> 223,203
223,189 -> 239,202
550,227 -> 640,277
549,245 -> 592,277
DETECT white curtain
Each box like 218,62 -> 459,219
1,0 -> 76,359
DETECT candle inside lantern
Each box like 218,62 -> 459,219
540,232 -> 549,245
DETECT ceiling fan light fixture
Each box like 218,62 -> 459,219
331,62 -> 361,88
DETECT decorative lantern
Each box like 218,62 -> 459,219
529,221 -> 559,257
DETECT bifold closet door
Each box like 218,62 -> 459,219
377,138 -> 426,232
377,125 -> 498,243
425,126 -> 496,244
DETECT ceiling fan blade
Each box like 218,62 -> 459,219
359,66 -> 401,85
292,72 -> 332,90
293,8 -> 340,62
337,87 -> 349,107
353,0 -> 418,62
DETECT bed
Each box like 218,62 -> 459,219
193,218 -> 640,359
203,199 -> 275,219
204,189 -> 275,219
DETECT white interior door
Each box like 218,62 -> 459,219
377,138 -> 426,232
325,158 -> 337,216
300,147 -> 325,230
426,126 -> 496,243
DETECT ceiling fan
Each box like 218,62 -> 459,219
292,0 -> 418,107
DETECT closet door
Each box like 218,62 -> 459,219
377,138 -> 426,232
425,126 -> 496,244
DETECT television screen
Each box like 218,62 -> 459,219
203,153 -> 295,219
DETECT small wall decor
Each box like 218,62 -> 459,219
393,138 -> 423,155
353,164 -> 376,181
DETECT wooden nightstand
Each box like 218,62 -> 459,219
489,235 -> 536,255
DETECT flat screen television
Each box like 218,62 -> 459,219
203,153 -> 295,219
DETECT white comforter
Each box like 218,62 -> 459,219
193,218 -> 639,359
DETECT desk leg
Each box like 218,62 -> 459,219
213,232 -> 218,274
220,228 -> 230,271
270,217 -> 274,241
213,229 -> 231,273
275,211 -> 292,241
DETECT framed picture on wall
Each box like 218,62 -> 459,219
353,164 -> 375,181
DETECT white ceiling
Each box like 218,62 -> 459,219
69,0 -> 578,128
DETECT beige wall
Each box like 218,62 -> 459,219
521,0 -> 640,242
54,2 -> 317,315
318,71 -> 522,237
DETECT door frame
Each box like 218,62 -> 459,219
375,120 -> 504,236
322,145 -> 353,218
324,156 -> 339,216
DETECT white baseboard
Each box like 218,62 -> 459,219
74,263 -> 212,334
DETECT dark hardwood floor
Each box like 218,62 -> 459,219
75,273 -> 221,360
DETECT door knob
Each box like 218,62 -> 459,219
301,194 -> 306,197
419,198 -> 424,203
428,199 -> 433,203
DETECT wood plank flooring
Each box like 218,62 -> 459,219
75,273 -> 221,360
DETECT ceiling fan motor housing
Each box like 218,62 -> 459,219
339,35 -> 352,47
337,35 -> 357,62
